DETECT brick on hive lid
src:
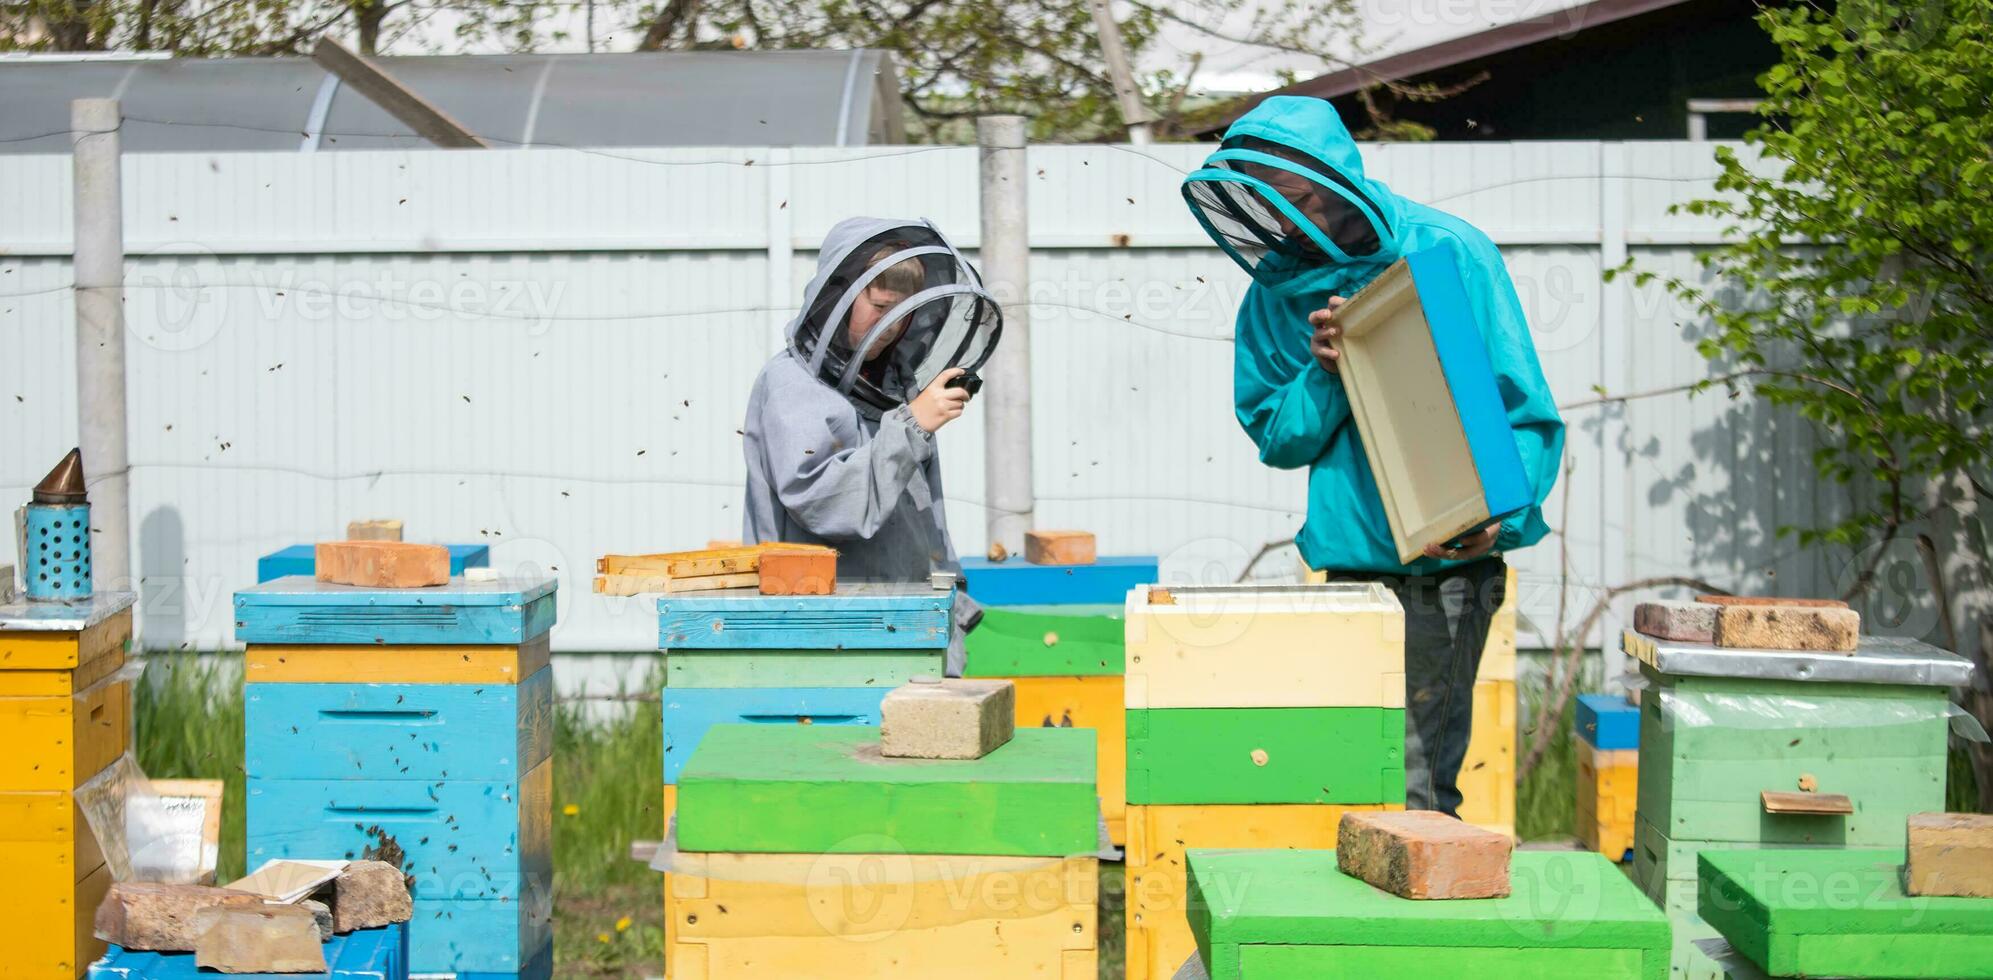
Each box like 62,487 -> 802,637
315,540 -> 450,589
1336,810 -> 1513,899
1025,530 -> 1096,566
880,676 -> 1016,760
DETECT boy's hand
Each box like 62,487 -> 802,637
911,368 -> 973,433
1424,524 -> 1499,562
1308,297 -> 1346,374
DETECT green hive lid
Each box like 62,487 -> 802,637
964,606 -> 1125,676
1698,848 -> 1993,979
675,724 -> 1098,857
1188,849 -> 1669,956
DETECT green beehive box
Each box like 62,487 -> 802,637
1699,848 -> 1993,979
963,605 -> 1125,677
1187,849 -> 1670,980
675,724 -> 1097,856
665,649 -> 944,688
1126,706 -> 1404,805
1625,631 -> 1966,847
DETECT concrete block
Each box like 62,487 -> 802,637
94,881 -> 263,951
314,541 -> 449,589
1907,811 -> 1993,898
758,548 -> 837,595
1335,810 -> 1512,899
194,903 -> 329,973
1635,601 -> 1718,644
1713,604 -> 1859,652
880,677 -> 1015,759
333,860 -> 413,932
300,898 -> 334,941
345,519 -> 403,542
1025,530 -> 1096,565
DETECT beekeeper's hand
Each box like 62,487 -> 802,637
911,368 -> 973,433
1308,297 -> 1347,374
1424,524 -> 1500,562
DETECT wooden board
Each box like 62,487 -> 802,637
957,555 -> 1158,606
595,571 -> 759,596
1125,706 -> 1404,805
657,587 -> 951,651
244,634 -> 550,685
1456,677 -> 1516,839
0,674 -> 129,791
675,725 -> 1096,857
1189,849 -> 1669,980
1329,245 -> 1533,564
0,791 -> 106,882
665,852 -> 1096,980
1698,848 -> 1993,979
1124,801 -> 1398,980
665,649 -> 942,688
245,667 -> 552,781
1009,674 -> 1126,845
1636,670 -> 1949,844
661,686 -> 888,784
1124,583 -> 1404,709
963,607 -> 1125,677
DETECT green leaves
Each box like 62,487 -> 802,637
1633,0 -> 1993,555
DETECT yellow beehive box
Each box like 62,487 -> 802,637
664,851 -> 1097,979
0,674 -> 130,793
0,606 -> 130,696
1124,583 -> 1404,710
0,791 -> 110,976
243,633 -> 552,684
1576,744 -> 1638,860
1124,801 -> 1399,980
1456,677 -> 1516,839
1476,565 -> 1519,682
1010,674 -> 1126,846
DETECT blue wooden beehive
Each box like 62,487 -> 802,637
89,923 -> 410,979
656,582 -> 951,791
1576,693 -> 1640,750
957,555 -> 1159,606
235,576 -> 556,977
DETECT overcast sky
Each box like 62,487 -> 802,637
426,0 -> 1598,95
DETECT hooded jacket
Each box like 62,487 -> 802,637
741,216 -> 983,670
1186,97 -> 1565,575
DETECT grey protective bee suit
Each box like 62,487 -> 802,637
741,217 -> 1001,674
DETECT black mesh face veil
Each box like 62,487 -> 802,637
795,221 -> 1003,412
1182,135 -> 1391,276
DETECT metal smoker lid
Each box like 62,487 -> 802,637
32,448 -> 87,504
1624,629 -> 1975,688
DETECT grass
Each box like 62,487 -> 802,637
129,652 -> 1981,978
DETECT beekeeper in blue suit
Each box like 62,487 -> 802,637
1183,96 -> 1565,817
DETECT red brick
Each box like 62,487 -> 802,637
1025,530 -> 1096,566
1696,594 -> 1848,608
1336,810 -> 1512,899
1907,812 -> 1993,898
1714,604 -> 1859,652
758,548 -> 838,596
1635,601 -> 1718,643
315,541 -> 450,589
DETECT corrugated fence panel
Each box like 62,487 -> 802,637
0,141 -> 1811,657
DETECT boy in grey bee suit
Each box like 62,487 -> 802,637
741,217 -> 1003,674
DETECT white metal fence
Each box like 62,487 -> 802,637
3,139 -> 1884,681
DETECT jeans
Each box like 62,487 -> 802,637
1331,557 -> 1508,815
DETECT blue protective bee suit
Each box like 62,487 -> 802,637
1182,96 -> 1564,576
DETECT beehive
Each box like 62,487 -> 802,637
0,592 -> 133,979
236,576 -> 556,976
1188,849 -> 1670,979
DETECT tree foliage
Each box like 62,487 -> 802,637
1623,0 -> 1992,554
1,0 -> 562,55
